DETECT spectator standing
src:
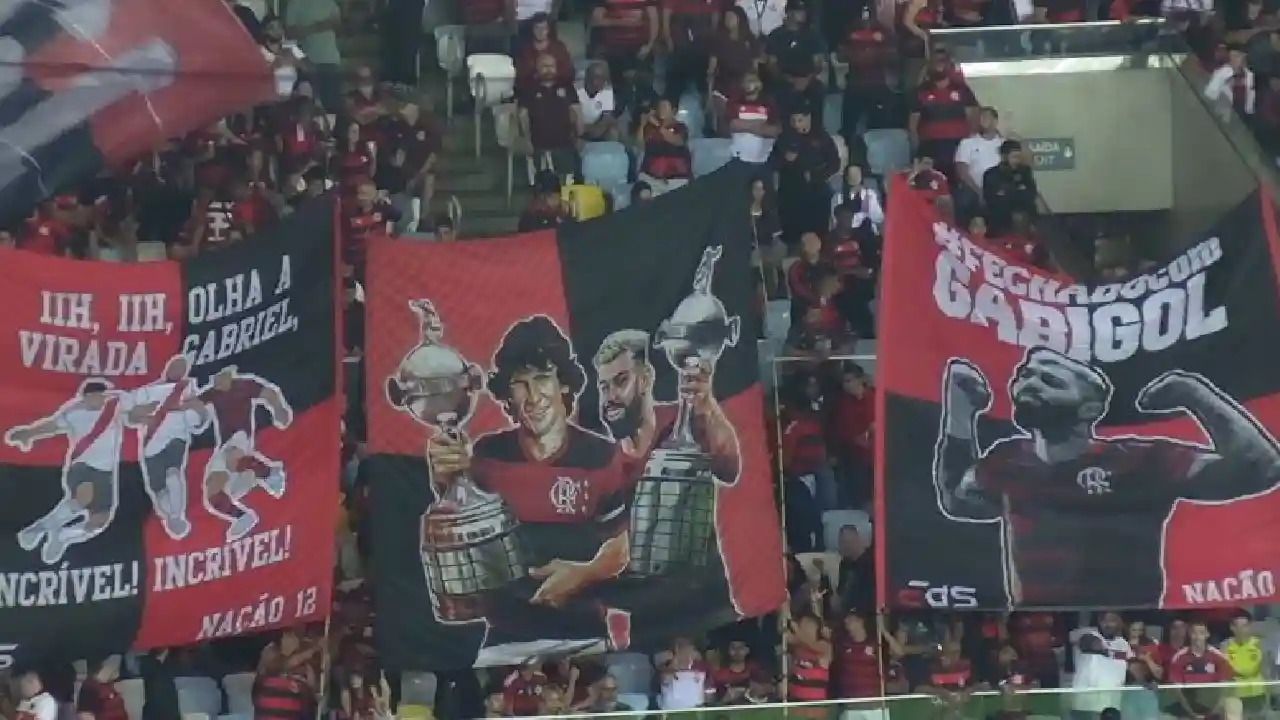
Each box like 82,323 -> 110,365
827,202 -> 876,338
1168,621 -> 1234,719
138,649 -> 181,720
708,7 -> 760,114
590,0 -> 660,90
750,177 -> 785,293
953,106 -> 1003,213
15,671 -> 57,720
727,73 -> 781,174
503,660 -> 549,716
775,56 -> 827,130
982,140 -> 1038,237
1222,611 -> 1267,716
737,0 -> 786,38
657,638 -> 714,710
637,97 -> 693,195
1125,619 -> 1162,681
1204,45 -> 1256,121
1071,612 -> 1132,720
830,164 -> 883,232
518,54 -> 584,180
764,1 -> 826,85
76,657 -> 127,720
787,614 -> 833,709
781,372 -> 830,551
771,105 -> 839,246
1009,612 -> 1061,689
713,639 -> 762,703
253,630 -> 321,720
517,14 -> 575,91
343,180 -> 401,280
827,363 -> 874,507
663,0 -> 721,102
908,52 -> 978,180
577,61 -> 622,141
839,8 -> 895,146
284,0 -> 342,112
834,612 -> 890,704
921,640 -> 985,715
259,15 -> 309,99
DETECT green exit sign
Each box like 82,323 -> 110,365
1024,137 -> 1076,171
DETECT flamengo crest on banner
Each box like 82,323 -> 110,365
0,200 -> 337,661
878,180 -> 1280,611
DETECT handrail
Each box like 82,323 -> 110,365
445,679 -> 1280,720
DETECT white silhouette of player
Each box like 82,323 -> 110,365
126,356 -> 209,540
197,366 -> 293,542
4,379 -> 131,563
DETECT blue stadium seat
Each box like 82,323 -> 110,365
823,92 -> 843,135
607,652 -> 653,695
618,693 -> 652,712
175,677 -> 221,717
675,92 -> 705,139
581,142 -> 629,188
611,182 -> 633,211
690,138 -> 732,178
864,129 -> 910,178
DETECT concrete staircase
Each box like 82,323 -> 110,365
337,10 -> 526,238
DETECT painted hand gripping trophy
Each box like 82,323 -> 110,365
630,246 -> 740,576
385,299 -> 526,622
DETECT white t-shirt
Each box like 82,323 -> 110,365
660,662 -> 711,710
729,101 -> 775,164
1071,628 -> 1132,713
131,380 -> 205,454
954,133 -> 1004,190
516,0 -> 555,20
16,692 -> 58,720
261,42 -> 307,97
56,395 -> 132,472
576,85 -> 616,125
737,0 -> 786,37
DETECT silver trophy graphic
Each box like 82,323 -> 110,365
385,299 -> 526,623
629,246 -> 740,576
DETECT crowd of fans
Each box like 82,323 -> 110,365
2,0 -> 1280,716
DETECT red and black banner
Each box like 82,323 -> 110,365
0,0 -> 274,223
366,164 -> 785,670
877,177 -> 1280,611
0,198 -> 338,666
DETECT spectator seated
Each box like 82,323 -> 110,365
636,98 -> 693,196
691,137 -> 733,177
577,61 -> 621,142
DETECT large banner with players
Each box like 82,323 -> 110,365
877,177 -> 1280,611
0,199 -> 338,666
365,163 -> 786,670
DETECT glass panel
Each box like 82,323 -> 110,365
930,18 -> 1175,63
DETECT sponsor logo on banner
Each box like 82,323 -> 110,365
0,200 -> 337,662
897,581 -> 978,609
878,177 -> 1280,611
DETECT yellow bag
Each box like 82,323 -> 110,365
562,183 -> 607,221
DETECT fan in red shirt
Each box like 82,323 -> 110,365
827,362 -> 875,503
276,97 -> 329,176
782,373 -> 829,480
1167,621 -> 1233,717
714,639 -> 762,701
503,661 -> 549,716
1125,619 -> 1165,682
19,199 -> 73,256
516,14 -> 575,91
1008,612 -> 1060,688
834,612 -> 884,699
343,181 -> 401,280
1160,618 -> 1190,670
75,658 -> 127,720
335,122 -> 377,193
346,66 -> 389,130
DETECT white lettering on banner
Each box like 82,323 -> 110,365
931,222 -> 1229,363
196,585 -> 319,640
181,257 -> 299,366
150,526 -> 293,592
1182,569 -> 1277,604
19,292 -> 172,377
0,562 -> 140,607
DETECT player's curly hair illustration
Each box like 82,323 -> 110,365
488,315 -> 587,415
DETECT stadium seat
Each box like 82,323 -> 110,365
864,129 -> 910,178
400,671 -> 439,706
217,715 -> 251,720
467,54 -> 516,157
823,93 -> 843,136
618,693 -> 651,712
690,138 -> 732,178
115,678 -> 145,720
823,509 -> 872,553
432,25 -> 466,120
675,92 -> 705,139
610,182 -> 633,211
764,299 -> 790,342
606,652 -> 653,695
176,677 -> 221,718
581,142 -> 629,188
221,672 -> 255,716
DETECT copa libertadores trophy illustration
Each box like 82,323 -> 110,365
386,299 -> 526,623
630,246 -> 741,577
